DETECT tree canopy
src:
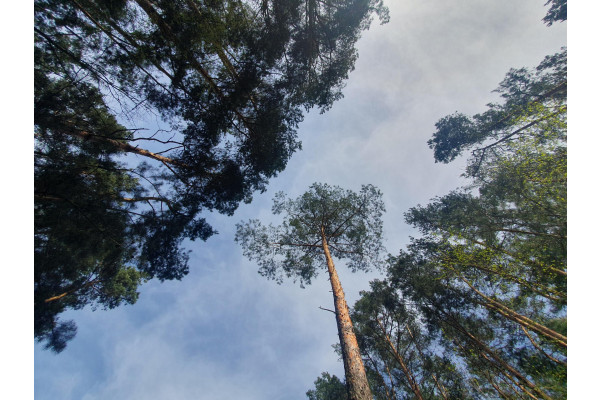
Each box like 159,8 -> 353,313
307,5 -> 567,390
306,372 -> 349,400
428,47 -> 566,169
543,0 -> 567,26
34,0 -> 389,352
352,279 -> 475,399
236,183 -> 385,287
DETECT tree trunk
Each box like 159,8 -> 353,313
321,226 -> 373,400
405,323 -> 448,400
183,0 -> 261,112
43,278 -> 101,303
134,0 -> 255,140
482,371 -> 513,400
376,319 -> 424,400
449,259 -> 565,302
445,314 -> 553,400
520,326 -> 567,366
483,299 -> 567,347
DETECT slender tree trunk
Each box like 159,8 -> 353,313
321,226 -> 372,400
44,278 -> 101,303
482,299 -> 566,347
382,357 -> 397,400
467,236 -> 566,277
458,276 -> 567,347
445,314 -> 553,400
182,0 -> 259,110
489,358 -> 539,400
134,0 -> 255,139
482,371 -> 513,400
375,319 -> 424,400
364,352 -> 392,400
451,331 -> 534,400
405,323 -> 448,400
520,326 -> 567,366
449,259 -> 565,302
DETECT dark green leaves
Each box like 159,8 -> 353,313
543,0 -> 567,26
427,113 -> 479,164
306,372 -> 348,400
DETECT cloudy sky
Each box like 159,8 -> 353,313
31,1 -> 567,399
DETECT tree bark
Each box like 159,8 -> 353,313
520,326 -> 567,366
44,278 -> 101,303
68,129 -> 188,167
482,370 -> 513,400
321,226 -> 373,400
446,258 -> 565,302
134,0 -> 255,139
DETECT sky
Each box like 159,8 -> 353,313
27,1 -> 570,399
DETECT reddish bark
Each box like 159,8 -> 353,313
321,226 -> 372,400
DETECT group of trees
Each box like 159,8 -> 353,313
36,0 -> 566,399
34,0 -> 389,352
245,43 -> 566,398
300,2 -> 566,399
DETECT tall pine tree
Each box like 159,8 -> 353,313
236,183 -> 385,400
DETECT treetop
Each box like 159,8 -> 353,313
236,183 -> 385,287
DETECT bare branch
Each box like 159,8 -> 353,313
318,306 -> 336,314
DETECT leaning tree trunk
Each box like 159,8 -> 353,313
321,226 -> 373,400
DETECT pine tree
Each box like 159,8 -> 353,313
236,183 -> 385,400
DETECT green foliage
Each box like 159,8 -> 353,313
543,0 -> 567,26
37,320 -> 78,354
352,279 -> 477,399
428,47 -> 566,168
409,58 -> 567,310
306,372 -> 349,400
35,0 -> 388,351
387,50 -> 566,398
238,183 -> 384,400
343,43 -> 567,399
386,239 -> 566,398
235,183 -> 385,287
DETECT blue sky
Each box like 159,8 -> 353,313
28,1 -> 569,398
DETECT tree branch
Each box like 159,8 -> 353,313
318,306 -> 336,314
520,325 -> 567,367
270,241 -> 321,248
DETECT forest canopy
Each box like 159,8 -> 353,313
34,0 -> 389,352
34,1 -> 568,398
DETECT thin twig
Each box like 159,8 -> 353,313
319,306 -> 336,314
